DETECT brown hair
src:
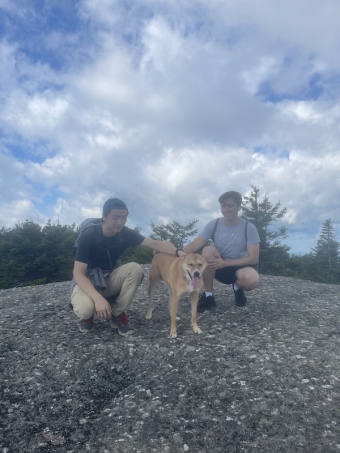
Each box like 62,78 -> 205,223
218,191 -> 242,206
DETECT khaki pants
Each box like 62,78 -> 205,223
71,263 -> 144,320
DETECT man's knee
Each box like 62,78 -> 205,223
71,293 -> 95,320
127,262 -> 144,280
247,274 -> 260,290
237,269 -> 259,291
202,245 -> 219,260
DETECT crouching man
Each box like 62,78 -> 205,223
70,198 -> 185,335
183,190 -> 260,311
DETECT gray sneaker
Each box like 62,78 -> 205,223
111,312 -> 134,336
79,316 -> 94,333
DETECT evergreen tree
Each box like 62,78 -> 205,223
0,220 -> 78,289
0,221 -> 44,287
312,219 -> 339,269
150,219 -> 198,249
242,185 -> 290,274
118,220 -> 199,265
40,221 -> 78,282
284,253 -> 319,281
277,220 -> 340,285
310,219 -> 340,283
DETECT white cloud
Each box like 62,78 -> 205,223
140,16 -> 187,74
280,101 -> 323,122
0,199 -> 47,228
1,0 -> 340,254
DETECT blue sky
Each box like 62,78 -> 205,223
1,0 -> 340,255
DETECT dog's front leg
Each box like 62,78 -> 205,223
190,291 -> 202,334
170,295 -> 179,338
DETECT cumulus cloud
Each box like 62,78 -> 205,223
1,0 -> 340,254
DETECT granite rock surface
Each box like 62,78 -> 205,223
1,266 -> 340,453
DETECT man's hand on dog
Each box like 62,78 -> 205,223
94,296 -> 112,318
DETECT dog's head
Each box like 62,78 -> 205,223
181,253 -> 207,290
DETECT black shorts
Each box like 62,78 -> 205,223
214,264 -> 259,285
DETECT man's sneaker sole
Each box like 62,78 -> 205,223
110,313 -> 135,336
110,322 -> 134,336
235,300 -> 247,307
79,321 -> 94,333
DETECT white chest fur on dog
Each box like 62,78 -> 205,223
146,253 -> 207,338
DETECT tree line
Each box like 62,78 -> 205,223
0,186 -> 339,289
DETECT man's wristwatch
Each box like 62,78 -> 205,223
175,248 -> 184,256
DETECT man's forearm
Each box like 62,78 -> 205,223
183,243 -> 197,253
154,241 -> 178,255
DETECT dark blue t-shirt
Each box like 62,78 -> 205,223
75,223 -> 145,271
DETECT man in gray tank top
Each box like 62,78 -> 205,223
183,191 -> 260,310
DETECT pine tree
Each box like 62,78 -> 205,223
312,219 -> 340,271
242,185 -> 290,274
150,220 -> 198,249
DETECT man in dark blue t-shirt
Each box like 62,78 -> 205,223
71,198 -> 185,336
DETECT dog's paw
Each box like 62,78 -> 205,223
170,332 -> 177,338
145,312 -> 152,320
176,316 -> 180,321
193,325 -> 202,334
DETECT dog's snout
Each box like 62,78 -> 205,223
194,271 -> 200,277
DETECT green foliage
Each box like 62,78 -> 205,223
278,220 -> 340,284
117,245 -> 153,266
242,185 -> 290,274
150,219 -> 198,249
0,220 -> 78,289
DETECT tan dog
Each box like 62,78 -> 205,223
146,253 -> 207,338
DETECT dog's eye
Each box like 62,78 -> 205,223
188,263 -> 193,266
198,263 -> 203,266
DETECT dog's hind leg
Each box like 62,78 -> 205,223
190,290 -> 202,334
146,264 -> 161,319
